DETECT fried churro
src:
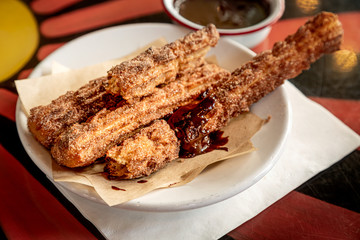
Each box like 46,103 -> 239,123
28,25 -> 217,149
28,77 -> 123,148
169,12 -> 343,156
29,12 -> 343,181
106,24 -> 219,100
51,63 -> 230,168
104,120 -> 180,179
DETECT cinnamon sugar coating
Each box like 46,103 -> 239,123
51,63 -> 230,168
106,24 -> 219,100
172,12 -> 343,150
104,120 -> 180,179
28,77 -> 123,148
28,26 -> 217,150
29,12 -> 343,178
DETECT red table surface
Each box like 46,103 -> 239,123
0,2 -> 359,239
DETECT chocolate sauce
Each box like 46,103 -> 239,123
174,0 -> 270,29
111,186 -> 126,191
168,95 -> 228,158
137,180 -> 148,183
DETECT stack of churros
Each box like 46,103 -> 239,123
28,12 -> 343,179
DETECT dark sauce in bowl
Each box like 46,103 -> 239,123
174,0 -> 270,29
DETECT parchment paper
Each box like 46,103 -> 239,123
15,39 -> 265,206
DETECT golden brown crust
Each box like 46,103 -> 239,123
217,11 -> 343,125
27,77 -> 123,148
30,12 -> 343,178
106,24 -> 219,100
27,26 -> 216,149
173,12 -> 343,149
104,120 -> 180,179
51,63 -> 230,168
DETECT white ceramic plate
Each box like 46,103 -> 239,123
16,23 -> 291,212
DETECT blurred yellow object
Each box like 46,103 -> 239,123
296,0 -> 319,14
0,0 -> 39,82
332,49 -> 358,73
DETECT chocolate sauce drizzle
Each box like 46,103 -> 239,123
168,95 -> 228,158
111,186 -> 126,191
137,180 -> 148,183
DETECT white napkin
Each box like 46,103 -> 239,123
53,82 -> 360,240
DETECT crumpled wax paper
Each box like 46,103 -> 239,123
15,39 -> 265,206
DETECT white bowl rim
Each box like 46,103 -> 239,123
162,0 -> 285,35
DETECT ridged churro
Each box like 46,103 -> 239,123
28,26 -> 216,149
104,120 -> 180,179
106,24 -> 219,100
51,63 -> 230,168
28,77 -> 123,148
28,12 -> 343,180
169,12 -> 343,156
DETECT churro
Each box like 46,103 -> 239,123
51,63 -> 229,167
169,12 -> 343,156
105,120 -> 180,179
106,24 -> 219,100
